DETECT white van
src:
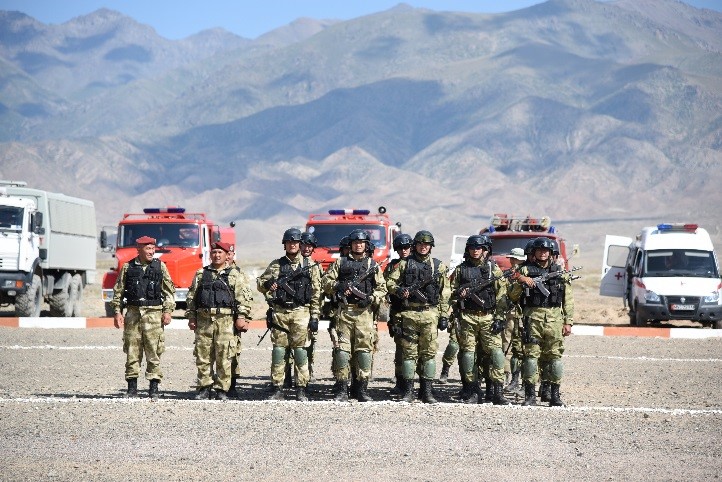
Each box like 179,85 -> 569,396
600,223 -> 721,329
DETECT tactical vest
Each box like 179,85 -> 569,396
272,257 -> 312,308
402,256 -> 441,306
196,267 -> 235,309
386,258 -> 405,312
523,263 -> 564,308
124,258 -> 163,306
458,260 -> 496,311
338,256 -> 377,304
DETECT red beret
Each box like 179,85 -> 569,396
211,241 -> 231,253
135,236 -> 157,245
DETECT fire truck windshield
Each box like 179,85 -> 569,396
118,223 -> 200,248
308,224 -> 386,249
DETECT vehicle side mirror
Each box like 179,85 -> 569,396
100,230 -> 108,249
32,212 -> 45,234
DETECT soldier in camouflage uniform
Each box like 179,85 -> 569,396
449,235 -> 510,405
386,230 -> 450,404
509,237 -> 574,407
300,231 -> 321,383
257,228 -> 323,401
502,248 -> 527,393
323,229 -> 387,402
187,242 -> 253,400
112,236 -> 175,399
384,233 -> 413,395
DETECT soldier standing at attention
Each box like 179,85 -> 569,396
257,228 -> 322,401
509,237 -> 574,407
449,235 -> 510,405
187,242 -> 252,400
323,229 -> 387,402
386,230 -> 450,404
502,247 -> 527,393
385,233 -> 413,395
112,236 -> 175,400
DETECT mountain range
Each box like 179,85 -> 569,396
0,0 -> 720,260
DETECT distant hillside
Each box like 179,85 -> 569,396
0,0 -> 720,261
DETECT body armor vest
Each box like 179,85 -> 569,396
338,256 -> 376,304
523,263 -> 564,308
402,256 -> 441,306
272,257 -> 312,308
457,260 -> 497,311
386,258 -> 404,312
196,267 -> 235,309
124,258 -> 162,306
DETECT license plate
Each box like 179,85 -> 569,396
670,304 -> 695,311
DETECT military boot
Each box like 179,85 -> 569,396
194,386 -> 212,400
125,378 -> 138,398
506,369 -> 520,392
215,389 -> 229,401
268,385 -> 284,401
333,380 -> 348,402
357,380 -> 373,403
349,374 -> 359,400
549,383 -> 565,407
438,363 -> 451,384
283,363 -> 293,389
148,379 -> 160,400
227,376 -> 240,399
296,386 -> 309,402
420,379 -> 437,404
539,381 -> 551,403
390,376 -> 404,396
461,379 -> 479,404
492,382 -> 511,406
522,383 -> 536,406
401,379 -> 415,403
481,378 -> 494,404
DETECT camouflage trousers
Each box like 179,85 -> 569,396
397,308 -> 438,381
502,311 -> 523,374
334,305 -> 375,382
441,319 -> 459,367
194,312 -> 237,391
522,309 -> 565,385
270,306 -> 310,388
122,306 -> 165,381
458,310 -> 505,384
231,333 -> 243,378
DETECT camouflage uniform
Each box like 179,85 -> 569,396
323,245 -> 387,402
386,235 -> 450,404
509,245 -> 574,407
186,262 -> 252,399
111,257 -> 175,386
257,252 -> 322,399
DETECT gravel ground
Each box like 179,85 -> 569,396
1,326 -> 721,481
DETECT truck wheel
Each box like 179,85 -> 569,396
69,274 -> 83,317
16,274 -> 42,317
633,308 -> 647,327
714,320 -> 722,330
49,286 -> 72,317
104,302 -> 114,317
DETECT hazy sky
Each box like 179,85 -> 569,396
2,0 -> 720,40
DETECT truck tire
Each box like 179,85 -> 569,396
70,274 -> 83,317
633,307 -> 647,327
16,274 -> 42,317
49,288 -> 71,317
714,320 -> 722,330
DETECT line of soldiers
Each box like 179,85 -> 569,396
112,229 -> 575,406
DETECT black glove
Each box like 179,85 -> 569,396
357,297 -> 372,309
308,317 -> 319,332
389,323 -> 402,338
437,317 -> 449,331
491,318 -> 506,334
263,278 -> 276,290
265,308 -> 273,329
396,287 -> 410,298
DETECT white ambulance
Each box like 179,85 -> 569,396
600,223 -> 721,329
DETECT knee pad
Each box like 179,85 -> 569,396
401,359 -> 416,380
356,351 -> 373,371
549,358 -> 563,382
491,348 -> 506,370
272,346 -> 286,365
334,350 -> 350,370
443,341 -> 459,359
459,350 -> 476,375
522,357 -> 538,379
293,347 -> 308,367
421,358 -> 436,380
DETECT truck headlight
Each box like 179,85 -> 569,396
644,290 -> 661,303
702,291 -> 720,304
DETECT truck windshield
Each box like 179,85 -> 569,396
307,224 -> 386,249
118,223 -> 200,248
0,206 -> 23,231
644,250 -> 719,277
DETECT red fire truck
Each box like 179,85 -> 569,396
305,207 -> 402,271
100,207 -> 236,315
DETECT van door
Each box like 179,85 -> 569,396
201,224 -> 210,266
600,235 -> 632,297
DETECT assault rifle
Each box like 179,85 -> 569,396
527,266 -> 582,297
336,264 -> 379,306
400,270 -> 443,308
455,268 -> 514,310
268,262 -> 321,298
256,307 -> 291,346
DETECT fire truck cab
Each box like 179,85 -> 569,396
305,207 -> 401,271
100,207 -> 236,315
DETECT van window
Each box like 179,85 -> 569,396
644,250 -> 718,277
606,244 -> 628,268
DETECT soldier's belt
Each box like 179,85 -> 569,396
126,303 -> 162,309
273,305 -> 309,313
198,307 -> 234,315
403,305 -> 433,312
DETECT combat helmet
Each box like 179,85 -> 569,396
282,227 -> 303,244
393,233 -> 413,250
413,230 -> 435,247
531,237 -> 555,253
466,234 -> 492,253
300,231 -> 318,248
